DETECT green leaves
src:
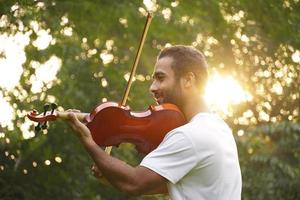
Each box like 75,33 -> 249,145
239,122 -> 300,199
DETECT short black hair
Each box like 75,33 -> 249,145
158,45 -> 208,92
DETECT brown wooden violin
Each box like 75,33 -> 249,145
27,12 -> 186,154
27,102 -> 186,154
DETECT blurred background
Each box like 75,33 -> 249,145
0,0 -> 299,199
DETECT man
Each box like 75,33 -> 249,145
67,45 -> 242,199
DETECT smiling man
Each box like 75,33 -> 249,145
67,45 -> 242,200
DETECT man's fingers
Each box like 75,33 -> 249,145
66,109 -> 81,113
68,113 -> 84,129
67,113 -> 91,139
68,112 -> 77,120
67,112 -> 82,129
91,165 -> 101,174
91,164 -> 103,178
68,112 -> 84,124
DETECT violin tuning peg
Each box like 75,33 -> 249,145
43,103 -> 50,112
35,123 -> 42,133
41,122 -> 48,130
32,109 -> 38,115
50,103 -> 58,114
50,103 -> 58,110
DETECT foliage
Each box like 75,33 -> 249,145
0,0 -> 299,199
239,122 -> 300,199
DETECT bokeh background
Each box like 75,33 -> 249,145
0,0 -> 299,199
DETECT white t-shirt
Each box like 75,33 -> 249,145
140,113 -> 242,200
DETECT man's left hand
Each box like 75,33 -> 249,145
66,109 -> 94,146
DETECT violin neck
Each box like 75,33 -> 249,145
57,111 -> 88,122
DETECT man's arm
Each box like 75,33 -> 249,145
67,112 -> 168,196
92,164 -> 168,195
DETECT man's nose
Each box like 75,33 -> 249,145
149,81 -> 158,94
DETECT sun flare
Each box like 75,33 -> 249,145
204,73 -> 252,115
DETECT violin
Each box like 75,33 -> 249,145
27,102 -> 186,154
27,12 -> 186,154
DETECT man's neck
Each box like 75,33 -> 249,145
181,95 -> 209,121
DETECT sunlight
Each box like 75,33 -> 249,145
291,50 -> 300,63
204,73 -> 252,115
0,27 -> 59,136
0,32 -> 30,130
143,0 -> 158,12
100,51 -> 114,65
32,29 -> 53,50
20,118 -> 35,139
0,92 -> 14,130
0,32 -> 29,90
30,56 -> 62,93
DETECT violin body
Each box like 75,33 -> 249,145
27,102 -> 186,154
84,102 -> 186,154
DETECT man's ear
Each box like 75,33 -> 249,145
182,72 -> 196,88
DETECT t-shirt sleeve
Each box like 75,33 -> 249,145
140,131 -> 198,184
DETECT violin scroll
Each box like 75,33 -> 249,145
27,103 -> 59,132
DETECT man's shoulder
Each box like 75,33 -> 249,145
189,112 -> 230,133
167,113 -> 231,143
164,122 -> 202,144
170,114 -> 212,135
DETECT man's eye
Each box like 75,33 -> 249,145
157,76 -> 165,81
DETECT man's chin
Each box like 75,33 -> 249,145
155,98 -> 164,105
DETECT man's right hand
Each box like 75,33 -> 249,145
91,164 -> 103,179
91,164 -> 112,185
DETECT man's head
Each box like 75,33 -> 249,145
150,45 -> 208,107
158,45 -> 208,91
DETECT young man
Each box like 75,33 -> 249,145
67,45 -> 242,199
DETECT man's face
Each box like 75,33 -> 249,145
150,56 -> 184,107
